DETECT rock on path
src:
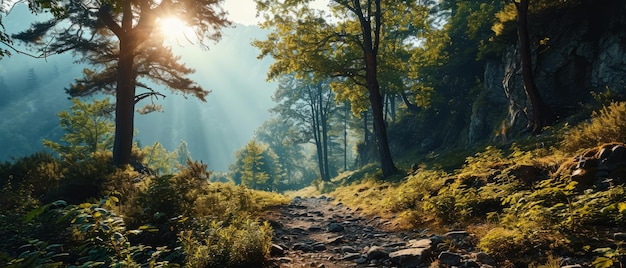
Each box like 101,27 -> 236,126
263,196 -> 498,268
265,196 -> 413,267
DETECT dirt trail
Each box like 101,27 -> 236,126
264,196 -> 415,268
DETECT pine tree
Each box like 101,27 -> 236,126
13,0 -> 230,166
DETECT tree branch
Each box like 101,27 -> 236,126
97,5 -> 123,38
135,91 -> 166,104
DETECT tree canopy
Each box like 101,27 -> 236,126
254,0 -> 442,177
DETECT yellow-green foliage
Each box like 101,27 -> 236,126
562,101 -> 626,153
456,146 -> 506,181
193,182 -> 290,221
478,225 -> 568,266
180,219 -> 273,268
132,161 -> 288,226
123,160 -> 287,266
389,170 -> 448,212
330,178 -> 395,217
478,227 -> 524,259
501,180 -> 626,233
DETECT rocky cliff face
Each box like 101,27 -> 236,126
470,0 -> 626,143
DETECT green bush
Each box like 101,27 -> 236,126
478,227 -> 530,264
388,170 -> 448,212
562,101 -> 626,153
0,153 -> 63,212
180,219 -> 272,268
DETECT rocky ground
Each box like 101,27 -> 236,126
263,196 -> 501,268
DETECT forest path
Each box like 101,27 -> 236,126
264,196 -> 416,268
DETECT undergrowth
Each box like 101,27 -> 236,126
320,101 -> 626,266
0,155 -> 288,267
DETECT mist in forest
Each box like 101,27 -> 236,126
0,4 -> 275,171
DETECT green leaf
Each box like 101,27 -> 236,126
24,205 -> 47,223
618,202 -> 626,213
17,250 -> 33,259
51,200 -> 68,207
72,213 -> 88,223
127,230 -> 142,235
592,256 -> 614,268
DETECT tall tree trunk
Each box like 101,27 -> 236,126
319,83 -> 331,181
321,107 -> 330,180
359,110 -> 370,168
313,109 -> 327,181
309,84 -> 328,181
367,74 -> 397,177
383,94 -> 396,121
363,110 -> 369,146
357,0 -> 397,177
99,0 -> 143,167
112,36 -> 136,167
515,0 -> 550,134
344,102 -> 348,171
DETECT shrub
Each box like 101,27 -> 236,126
180,219 -> 272,268
562,102 -> 626,153
0,153 -> 63,212
388,170 -> 449,212
478,227 -> 525,261
422,181 -> 480,225
124,160 -> 287,266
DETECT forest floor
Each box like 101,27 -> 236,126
263,196 -> 422,268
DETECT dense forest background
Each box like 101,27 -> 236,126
1,0 -> 626,267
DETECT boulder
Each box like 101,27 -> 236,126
366,246 -> 389,260
438,251 -> 461,266
407,238 -> 432,249
389,248 -> 429,267
471,251 -> 497,266
328,222 -> 344,232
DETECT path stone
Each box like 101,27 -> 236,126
471,252 -> 496,266
340,246 -> 357,253
271,244 -> 285,256
366,246 -> 388,260
328,222 -> 344,232
408,238 -> 432,248
438,251 -> 461,266
389,247 -> 428,267
266,196 -> 500,268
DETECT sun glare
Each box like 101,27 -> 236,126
157,16 -> 195,45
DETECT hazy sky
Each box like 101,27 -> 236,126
224,0 -> 329,26
224,0 -> 260,26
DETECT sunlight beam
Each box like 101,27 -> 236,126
156,16 -> 196,46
